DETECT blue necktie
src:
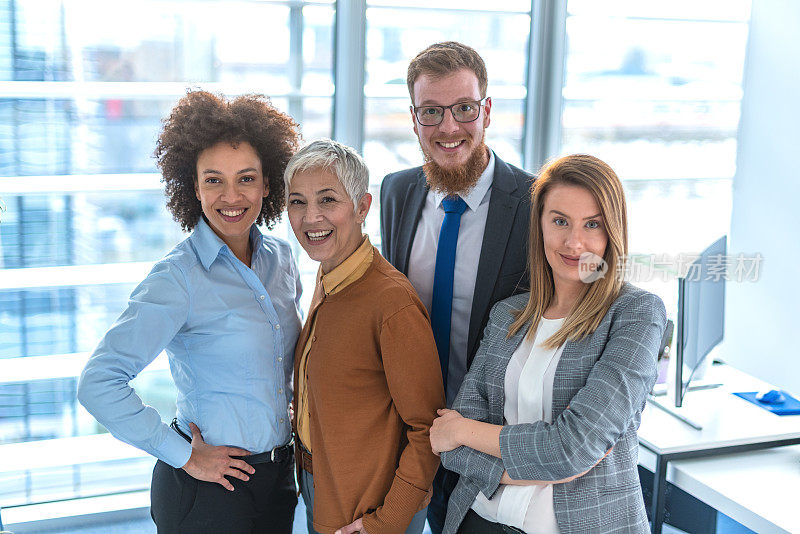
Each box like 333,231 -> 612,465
430,195 -> 467,394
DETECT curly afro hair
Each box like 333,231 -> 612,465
155,91 -> 300,231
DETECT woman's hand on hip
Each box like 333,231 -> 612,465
181,422 -> 255,491
430,408 -> 465,454
335,516 -> 367,534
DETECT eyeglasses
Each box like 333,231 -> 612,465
412,98 -> 488,126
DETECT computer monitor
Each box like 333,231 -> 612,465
674,236 -> 727,408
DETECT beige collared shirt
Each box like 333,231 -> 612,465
296,235 -> 374,451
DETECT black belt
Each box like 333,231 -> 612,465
170,419 -> 294,465
462,510 -> 526,534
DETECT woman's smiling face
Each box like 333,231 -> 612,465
286,167 -> 371,273
194,141 -> 266,251
541,184 -> 608,291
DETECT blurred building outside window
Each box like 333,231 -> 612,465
561,0 -> 751,316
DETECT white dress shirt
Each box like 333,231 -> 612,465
407,151 -> 495,406
471,317 -> 565,533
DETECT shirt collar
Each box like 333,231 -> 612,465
432,149 -> 495,212
191,217 -> 264,271
320,235 -> 373,295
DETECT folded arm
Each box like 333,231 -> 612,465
440,292 -> 665,487
499,292 -> 666,482
434,409 -> 611,486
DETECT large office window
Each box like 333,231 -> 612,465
0,0 -> 334,508
560,0 -> 751,311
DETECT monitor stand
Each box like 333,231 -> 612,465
650,380 -> 722,398
648,348 -> 723,430
647,394 -> 704,430
646,380 -> 723,431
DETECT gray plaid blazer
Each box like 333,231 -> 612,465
440,283 -> 666,533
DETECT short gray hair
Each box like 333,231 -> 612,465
283,138 -> 369,212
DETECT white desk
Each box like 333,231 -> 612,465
668,445 -> 800,534
638,363 -> 800,534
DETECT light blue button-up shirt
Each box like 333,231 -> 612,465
78,218 -> 302,469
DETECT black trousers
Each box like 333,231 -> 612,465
426,466 -> 460,534
457,509 -> 525,534
150,456 -> 296,534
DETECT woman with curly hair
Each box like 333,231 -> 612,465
78,91 -> 302,533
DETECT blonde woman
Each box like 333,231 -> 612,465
429,154 -> 666,533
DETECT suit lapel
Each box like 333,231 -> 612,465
395,169 -> 427,274
468,155 -> 523,361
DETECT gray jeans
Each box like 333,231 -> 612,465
300,469 -> 427,534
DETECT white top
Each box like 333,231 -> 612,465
471,317 -> 565,533
407,151 -> 495,407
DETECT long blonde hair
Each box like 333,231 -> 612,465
508,154 -> 628,348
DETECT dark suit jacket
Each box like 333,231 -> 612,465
379,151 -> 533,368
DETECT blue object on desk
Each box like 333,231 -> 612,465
756,389 -> 785,404
734,390 -> 800,415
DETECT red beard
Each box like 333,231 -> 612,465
422,141 -> 490,195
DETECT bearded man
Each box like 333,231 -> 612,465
380,41 -> 532,534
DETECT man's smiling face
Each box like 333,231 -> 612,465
411,68 -> 491,191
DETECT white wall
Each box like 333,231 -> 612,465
724,0 -> 800,394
